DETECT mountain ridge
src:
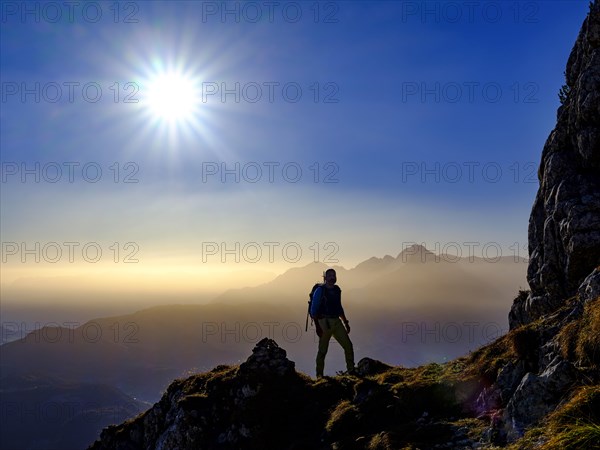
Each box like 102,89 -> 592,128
1,248 -> 525,403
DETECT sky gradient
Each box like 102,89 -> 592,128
0,1 -> 591,295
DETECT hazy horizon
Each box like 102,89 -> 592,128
1,243 -> 528,320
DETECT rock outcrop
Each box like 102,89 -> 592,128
578,266 -> 600,303
88,339 -> 487,449
89,338 -> 318,450
503,357 -> 577,440
510,0 -> 600,328
498,4 -> 600,440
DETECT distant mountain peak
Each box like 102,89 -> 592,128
396,244 -> 436,263
353,255 -> 394,271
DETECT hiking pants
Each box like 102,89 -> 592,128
316,317 -> 354,376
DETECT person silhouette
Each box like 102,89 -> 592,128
310,268 -> 355,377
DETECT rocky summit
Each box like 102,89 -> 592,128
90,3 -> 600,449
89,337 -> 489,449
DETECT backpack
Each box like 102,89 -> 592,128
309,283 -> 326,318
307,283 -> 325,336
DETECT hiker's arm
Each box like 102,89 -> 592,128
340,313 -> 350,333
339,310 -> 350,327
339,304 -> 347,322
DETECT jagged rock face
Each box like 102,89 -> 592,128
502,357 -> 577,441
578,266 -> 600,302
511,1 -> 600,328
501,7 -> 600,438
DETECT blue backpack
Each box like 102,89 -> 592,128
306,283 -> 324,334
309,283 -> 324,314
307,283 -> 342,336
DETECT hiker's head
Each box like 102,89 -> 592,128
324,268 -> 337,285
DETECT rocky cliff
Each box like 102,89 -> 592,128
89,3 -> 600,449
483,1 -> 600,442
510,0 -> 600,328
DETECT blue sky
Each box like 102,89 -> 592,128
0,1 -> 592,287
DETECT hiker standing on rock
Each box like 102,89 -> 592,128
310,268 -> 355,377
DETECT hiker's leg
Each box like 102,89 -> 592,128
332,319 -> 355,372
316,318 -> 333,377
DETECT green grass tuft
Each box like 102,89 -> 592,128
544,421 -> 600,449
510,386 -> 600,449
558,297 -> 600,367
326,400 -> 360,434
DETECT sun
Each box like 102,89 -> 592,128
131,60 -> 217,149
143,71 -> 200,123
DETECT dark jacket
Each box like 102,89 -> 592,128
310,285 -> 344,317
